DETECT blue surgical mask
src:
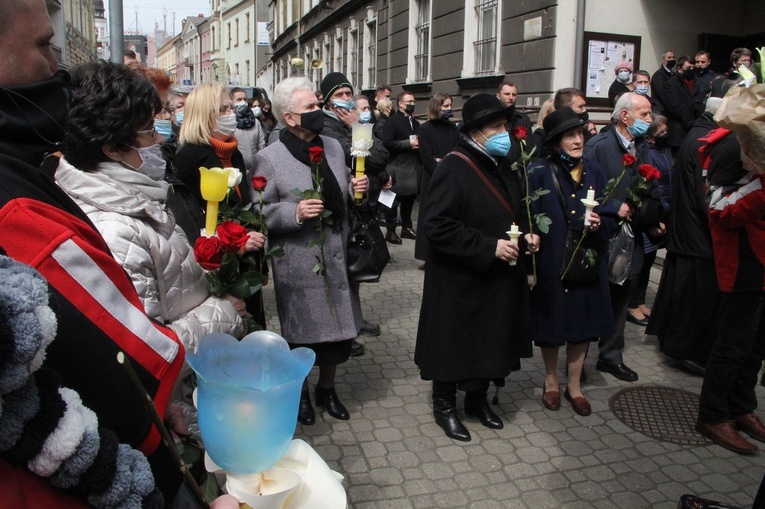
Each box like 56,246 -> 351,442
154,119 -> 173,140
635,85 -> 649,96
174,110 -> 184,125
442,110 -> 453,120
627,112 -> 650,138
359,111 -> 373,123
479,130 -> 512,157
332,99 -> 355,110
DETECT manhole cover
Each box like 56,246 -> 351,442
609,385 -> 710,446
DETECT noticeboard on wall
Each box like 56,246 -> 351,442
580,32 -> 642,107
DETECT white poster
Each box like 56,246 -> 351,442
257,22 -> 270,46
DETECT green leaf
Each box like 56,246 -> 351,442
291,188 -> 310,199
511,161 -> 520,171
238,210 -> 259,226
268,246 -> 285,258
535,213 -> 552,234
584,248 -> 597,266
312,261 -> 323,275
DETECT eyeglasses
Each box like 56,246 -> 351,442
136,126 -> 157,138
219,104 -> 234,113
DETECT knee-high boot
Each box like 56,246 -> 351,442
432,381 -> 470,442
465,384 -> 503,429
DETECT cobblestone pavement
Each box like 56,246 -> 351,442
261,231 -> 765,508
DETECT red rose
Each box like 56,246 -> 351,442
638,163 -> 661,181
511,126 -> 527,140
622,153 -> 637,167
194,236 -> 224,270
308,146 -> 324,164
216,221 -> 250,251
251,176 -> 267,192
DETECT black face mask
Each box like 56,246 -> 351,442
299,109 -> 324,135
0,70 -> 72,167
404,104 -> 415,115
682,68 -> 695,80
577,111 -> 590,124
666,59 -> 676,69
695,67 -> 706,76
652,136 -> 669,149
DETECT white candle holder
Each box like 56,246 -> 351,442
506,226 -> 522,266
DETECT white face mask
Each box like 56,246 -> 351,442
129,144 -> 166,180
215,113 -> 237,137
617,70 -> 632,83
251,106 -> 262,117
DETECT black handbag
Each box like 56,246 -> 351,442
347,202 -> 390,283
550,163 -> 601,284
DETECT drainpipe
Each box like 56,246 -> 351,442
573,0 -> 585,88
109,0 -> 123,64
386,0 -> 392,86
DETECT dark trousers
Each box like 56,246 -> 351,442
698,293 -> 765,424
628,250 -> 657,308
384,194 -> 416,231
599,280 -> 631,364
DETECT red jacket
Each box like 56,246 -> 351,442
704,131 -> 765,293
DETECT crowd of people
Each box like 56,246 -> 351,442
1,0 -> 764,504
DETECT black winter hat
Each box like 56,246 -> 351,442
320,72 -> 353,100
543,107 -> 585,145
459,93 -> 515,133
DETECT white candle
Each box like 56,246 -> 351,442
586,189 -> 595,202
507,225 -> 521,266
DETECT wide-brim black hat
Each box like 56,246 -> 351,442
460,93 -> 516,133
543,107 -> 585,145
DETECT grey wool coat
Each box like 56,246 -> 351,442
252,134 -> 362,345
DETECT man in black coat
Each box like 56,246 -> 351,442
496,82 -> 533,167
661,56 -> 698,155
584,93 -> 664,383
692,50 -> 718,116
318,71 -> 389,353
651,49 -> 676,107
382,91 -> 422,244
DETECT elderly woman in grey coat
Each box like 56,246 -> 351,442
252,77 -> 369,426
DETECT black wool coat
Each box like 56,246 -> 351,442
382,110 -> 422,197
415,118 -> 459,260
415,137 -> 533,382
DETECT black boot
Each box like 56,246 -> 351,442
432,381 -> 470,441
298,390 -> 315,425
465,392 -> 504,429
315,386 -> 350,420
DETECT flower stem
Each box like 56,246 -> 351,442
520,139 -> 537,286
560,229 -> 589,281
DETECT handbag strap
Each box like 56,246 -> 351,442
449,150 -> 514,216
548,161 -> 571,226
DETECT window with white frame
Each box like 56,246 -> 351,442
313,43 -> 322,90
324,35 -> 332,75
334,28 -> 344,73
364,15 -> 377,89
407,0 -> 431,83
463,0 -> 501,77
347,21 -> 358,87
235,18 -> 240,46
245,13 -> 250,42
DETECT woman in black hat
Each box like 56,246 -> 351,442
414,93 -> 537,442
527,107 -> 618,416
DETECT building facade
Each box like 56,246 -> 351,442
268,0 -> 765,109
64,0 -> 97,67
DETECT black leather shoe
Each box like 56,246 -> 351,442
297,390 -> 315,425
596,360 -> 639,382
359,321 -> 381,336
385,231 -> 402,245
315,386 -> 350,420
465,395 -> 504,429
350,339 -> 365,357
626,311 -> 649,327
433,398 -> 471,442
678,359 -> 706,376
400,227 -> 417,240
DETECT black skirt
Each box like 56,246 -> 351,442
646,253 -> 721,362
289,339 -> 352,367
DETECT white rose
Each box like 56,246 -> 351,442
225,167 -> 242,188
